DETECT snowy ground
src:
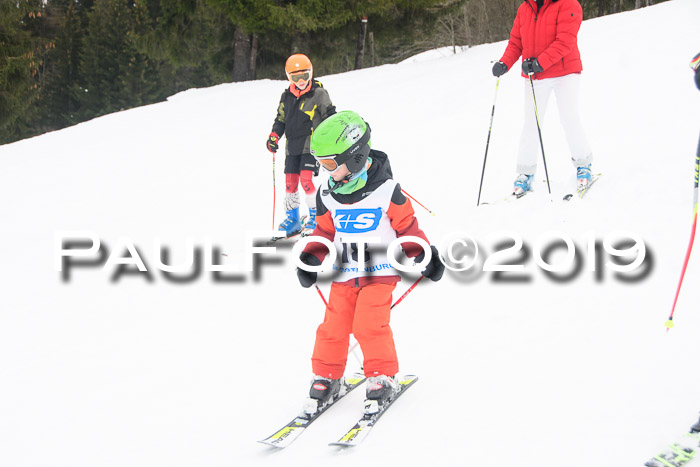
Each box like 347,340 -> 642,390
1,1 -> 700,466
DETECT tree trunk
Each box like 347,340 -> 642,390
368,31 -> 375,67
354,16 -> 368,70
248,34 -> 258,80
232,25 -> 249,82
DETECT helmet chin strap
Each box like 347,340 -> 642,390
326,174 -> 353,194
325,159 -> 372,194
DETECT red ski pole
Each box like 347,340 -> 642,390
402,189 -> 435,216
315,284 -> 361,362
272,152 -> 277,230
314,283 -> 328,307
666,135 -> 700,331
391,275 -> 424,310
315,275 -> 424,361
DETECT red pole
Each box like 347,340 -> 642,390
272,153 -> 276,230
402,189 -> 435,216
666,211 -> 698,331
315,284 -> 328,307
666,135 -> 700,331
391,275 -> 424,310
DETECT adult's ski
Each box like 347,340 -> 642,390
329,374 -> 419,447
563,173 -> 602,201
258,372 -> 366,449
645,430 -> 700,467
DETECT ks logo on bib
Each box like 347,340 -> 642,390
333,208 -> 382,233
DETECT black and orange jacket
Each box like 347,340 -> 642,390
271,80 -> 336,156
302,150 -> 429,287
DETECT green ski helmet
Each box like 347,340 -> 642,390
310,110 -> 371,174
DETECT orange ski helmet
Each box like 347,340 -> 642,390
285,54 -> 313,85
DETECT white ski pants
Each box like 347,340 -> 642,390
517,73 -> 593,175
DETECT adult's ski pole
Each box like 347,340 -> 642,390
477,78 -> 500,206
529,74 -> 552,196
666,135 -> 700,331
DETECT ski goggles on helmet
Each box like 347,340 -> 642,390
314,127 -> 371,173
316,155 -> 342,172
289,70 -> 310,83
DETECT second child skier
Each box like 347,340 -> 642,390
266,53 -> 336,237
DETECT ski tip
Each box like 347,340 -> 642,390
257,439 -> 287,449
563,193 -> 574,201
398,374 -> 419,385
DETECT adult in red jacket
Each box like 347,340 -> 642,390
492,0 -> 593,196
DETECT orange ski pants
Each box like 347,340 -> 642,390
311,282 -> 398,379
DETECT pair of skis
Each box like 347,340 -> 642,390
482,173 -> 601,205
645,430 -> 700,467
516,173 -> 602,201
259,373 -> 418,448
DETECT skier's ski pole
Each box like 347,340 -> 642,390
314,283 -> 328,307
391,275 -> 424,310
272,152 -> 277,230
477,78 -> 500,206
666,134 -> 700,331
402,189 -> 435,216
314,284 -> 362,363
347,340 -> 362,366
529,74 -> 552,196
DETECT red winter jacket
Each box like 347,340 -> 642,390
500,0 -> 583,80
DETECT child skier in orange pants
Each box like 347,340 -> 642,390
295,110 -> 444,413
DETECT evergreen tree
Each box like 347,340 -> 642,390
138,0 -> 235,87
0,1 -> 43,144
79,0 -> 165,119
36,0 -> 87,132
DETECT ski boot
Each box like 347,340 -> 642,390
363,374 -> 398,415
691,415 -> 700,433
303,375 -> 342,415
278,207 -> 302,238
302,207 -> 316,237
513,174 -> 534,198
576,164 -> 592,191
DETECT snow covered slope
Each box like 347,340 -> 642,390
1,1 -> 700,466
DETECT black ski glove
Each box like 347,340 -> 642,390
522,57 -> 544,75
266,132 -> 280,153
297,252 -> 321,288
416,245 -> 445,282
492,61 -> 508,77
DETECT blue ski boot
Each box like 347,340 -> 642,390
513,174 -> 534,198
576,164 -> 592,189
279,207 -> 302,237
302,207 -> 317,236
